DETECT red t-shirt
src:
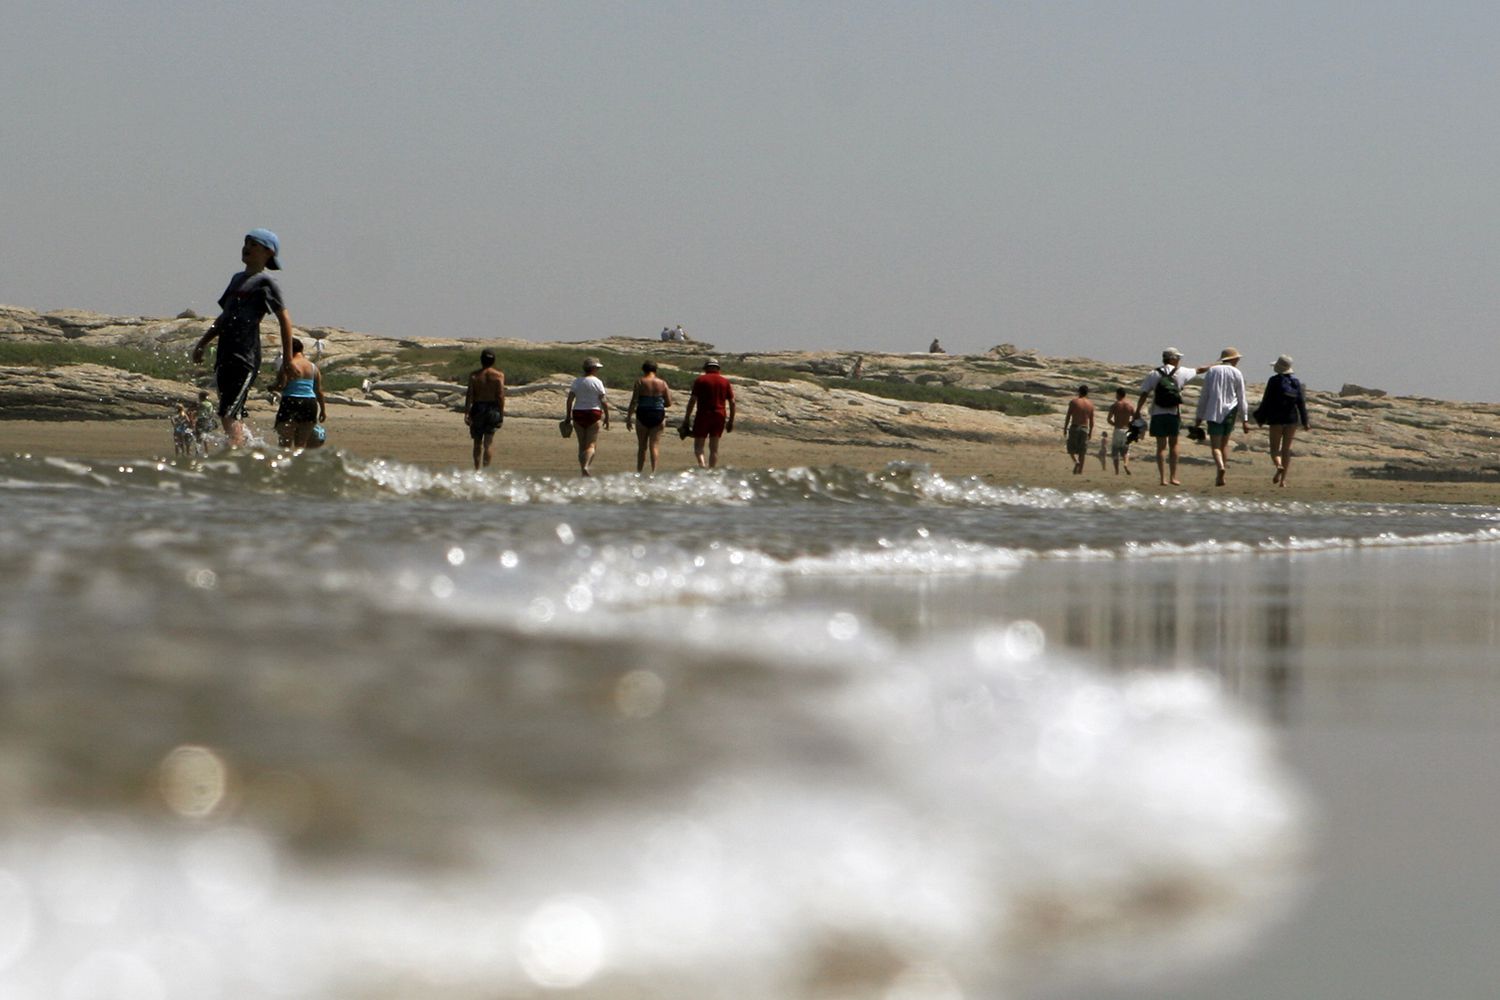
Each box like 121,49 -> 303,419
690,372 -> 734,414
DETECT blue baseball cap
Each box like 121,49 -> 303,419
245,228 -> 282,270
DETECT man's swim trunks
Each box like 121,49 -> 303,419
216,359 -> 258,421
1207,408 -> 1239,438
692,411 -> 727,440
1111,428 -> 1130,456
1067,426 -> 1090,457
1149,413 -> 1181,439
635,396 -> 667,429
469,401 -> 503,439
572,409 -> 603,429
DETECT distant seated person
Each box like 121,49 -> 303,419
674,325 -> 688,342
660,326 -> 672,341
929,338 -> 945,353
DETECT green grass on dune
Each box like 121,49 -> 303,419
0,339 -> 1051,417
0,341 -> 197,382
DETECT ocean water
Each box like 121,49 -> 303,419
3,448 -> 1500,999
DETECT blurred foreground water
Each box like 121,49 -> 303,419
3,450 -> 1499,998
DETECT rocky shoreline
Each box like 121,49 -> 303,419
4,303 -> 1498,481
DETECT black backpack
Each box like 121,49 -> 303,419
1153,366 -> 1182,408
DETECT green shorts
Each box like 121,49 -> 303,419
1067,426 -> 1090,456
1207,408 -> 1239,437
1149,413 -> 1180,439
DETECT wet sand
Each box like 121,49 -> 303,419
6,402 -> 1500,506
1004,545 -> 1500,999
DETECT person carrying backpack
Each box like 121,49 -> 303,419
1135,347 -> 1206,487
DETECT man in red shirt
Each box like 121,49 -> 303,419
682,358 -> 737,468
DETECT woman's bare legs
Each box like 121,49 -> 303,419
577,423 -> 600,476
1269,424 -> 1296,485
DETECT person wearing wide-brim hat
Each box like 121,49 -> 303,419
1254,354 -> 1310,487
1192,347 -> 1250,487
564,357 -> 610,476
681,358 -> 737,468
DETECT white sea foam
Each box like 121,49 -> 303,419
0,624 -> 1308,1000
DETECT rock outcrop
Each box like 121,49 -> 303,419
5,303 -> 1500,479
0,364 -> 197,420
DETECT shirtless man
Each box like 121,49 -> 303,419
464,348 -> 505,470
1063,385 -> 1095,475
1106,387 -> 1136,475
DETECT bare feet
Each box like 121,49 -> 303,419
1215,469 -> 1226,487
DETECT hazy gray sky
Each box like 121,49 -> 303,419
5,2 -> 1498,399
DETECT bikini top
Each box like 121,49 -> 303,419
283,377 -> 316,398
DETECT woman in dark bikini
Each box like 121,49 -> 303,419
625,360 -> 674,473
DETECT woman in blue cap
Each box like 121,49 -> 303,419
192,229 -> 294,447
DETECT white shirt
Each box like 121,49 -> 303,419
569,375 -> 607,411
1138,365 -> 1197,417
1195,363 -> 1249,424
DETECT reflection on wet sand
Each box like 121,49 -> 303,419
837,543 -> 1500,728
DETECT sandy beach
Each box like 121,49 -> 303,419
8,400 -> 1500,506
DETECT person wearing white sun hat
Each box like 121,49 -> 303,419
1254,354 -> 1310,487
565,357 -> 610,476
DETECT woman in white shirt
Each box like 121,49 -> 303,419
565,358 -> 611,476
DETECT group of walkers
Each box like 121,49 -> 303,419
468,354 -> 737,475
188,230 -> 1308,487
1064,347 -> 1310,487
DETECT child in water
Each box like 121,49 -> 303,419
171,402 -> 193,456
